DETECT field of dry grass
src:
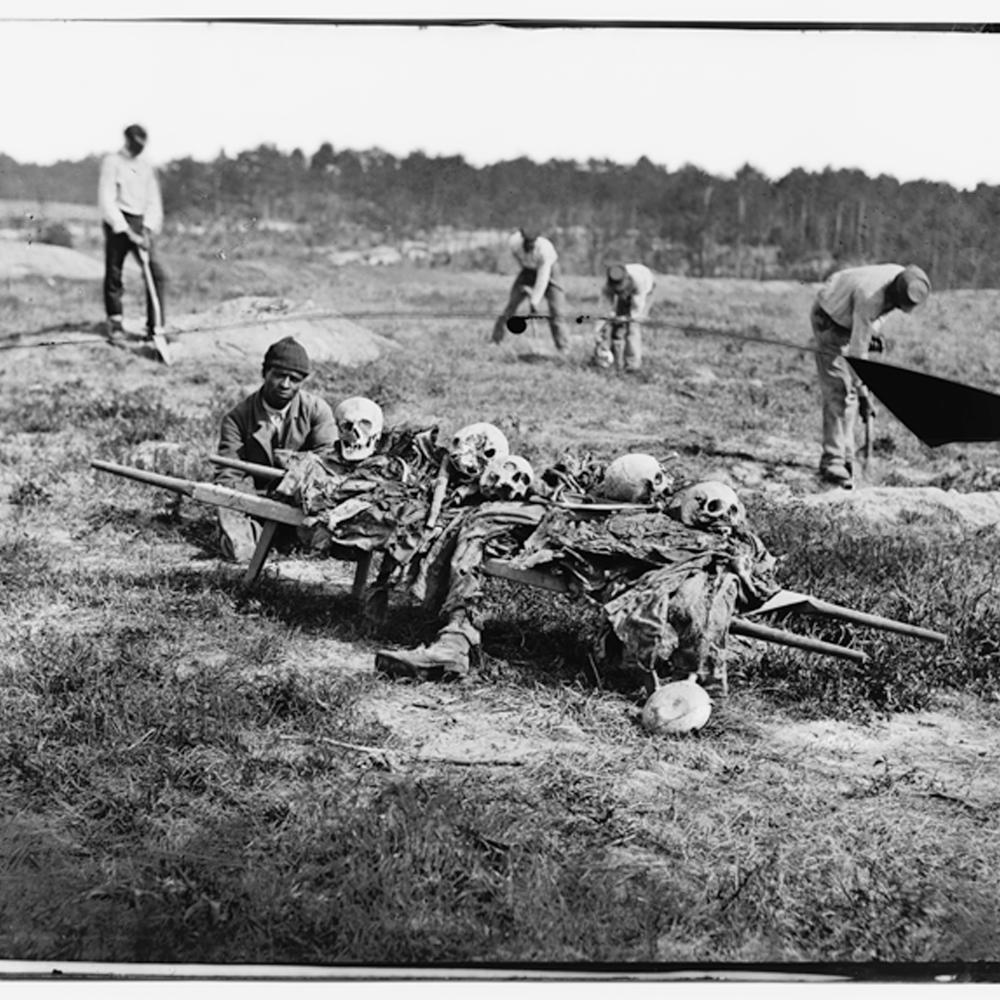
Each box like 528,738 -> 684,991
2,235 -> 1000,973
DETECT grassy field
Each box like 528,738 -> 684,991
2,236 -> 1000,972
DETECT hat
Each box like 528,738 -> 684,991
895,265 -> 931,308
519,226 -> 540,244
124,123 -> 147,143
607,264 -> 628,286
263,336 -> 311,375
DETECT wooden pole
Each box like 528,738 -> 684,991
91,460 -> 305,526
729,619 -> 867,663
752,589 -> 946,644
209,454 -> 285,481
481,559 -> 868,663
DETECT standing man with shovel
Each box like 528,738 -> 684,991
809,263 -> 931,488
491,226 -> 571,356
98,123 -> 171,362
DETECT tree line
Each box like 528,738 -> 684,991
2,144 -> 997,287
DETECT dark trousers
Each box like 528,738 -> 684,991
103,212 -> 167,331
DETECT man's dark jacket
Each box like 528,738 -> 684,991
214,389 -> 337,490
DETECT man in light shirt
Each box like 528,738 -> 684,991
810,262 -> 931,487
491,227 -> 570,353
592,263 -> 656,373
98,123 -> 167,340
213,337 -> 337,561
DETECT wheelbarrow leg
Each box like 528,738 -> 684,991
242,519 -> 279,588
351,551 -> 373,600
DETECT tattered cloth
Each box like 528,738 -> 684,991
505,508 -> 780,685
270,436 -> 781,687
271,424 -> 468,570
413,499 -> 780,688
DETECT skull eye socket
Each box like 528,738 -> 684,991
483,447 -> 496,459
358,420 -> 372,435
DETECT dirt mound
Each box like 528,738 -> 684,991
164,296 -> 398,367
801,484 -> 1000,528
0,240 -> 103,281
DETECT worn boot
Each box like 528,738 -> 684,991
375,624 -> 480,682
819,459 -> 854,489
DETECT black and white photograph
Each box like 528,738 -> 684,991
2,0 -> 1000,986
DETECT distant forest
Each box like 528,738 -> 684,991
2,143 -> 998,287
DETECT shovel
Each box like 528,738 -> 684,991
137,243 -> 171,365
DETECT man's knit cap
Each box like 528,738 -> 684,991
263,336 -> 311,375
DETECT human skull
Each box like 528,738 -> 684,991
641,678 -> 712,734
670,480 -> 745,531
479,454 -> 535,501
597,453 -> 670,503
449,422 -> 509,479
334,396 -> 384,462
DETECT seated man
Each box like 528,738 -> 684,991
213,336 -> 337,561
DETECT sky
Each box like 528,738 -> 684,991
3,2 -> 1000,190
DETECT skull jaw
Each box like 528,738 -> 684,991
339,440 -> 378,463
482,481 -> 530,502
451,455 -> 487,480
685,507 -> 743,532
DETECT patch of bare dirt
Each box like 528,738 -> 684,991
165,295 -> 398,367
763,703 -> 1000,809
0,240 -> 104,281
801,484 -> 1000,528
360,686 -> 596,764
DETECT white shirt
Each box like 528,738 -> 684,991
261,398 -> 292,440
509,232 -> 558,308
98,147 -> 164,234
815,263 -> 905,357
600,263 -> 656,319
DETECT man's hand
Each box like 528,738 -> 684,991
859,394 -> 877,421
127,229 -> 149,250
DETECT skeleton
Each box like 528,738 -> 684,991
669,481 -> 746,532
479,454 -> 535,501
448,422 -> 509,480
333,397 -> 384,463
597,453 -> 671,503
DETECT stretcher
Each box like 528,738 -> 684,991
91,458 -> 948,667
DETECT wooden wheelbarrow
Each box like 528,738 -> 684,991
91,458 -> 948,666
91,457 -> 373,596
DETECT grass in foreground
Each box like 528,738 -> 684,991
3,250 -> 1000,966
